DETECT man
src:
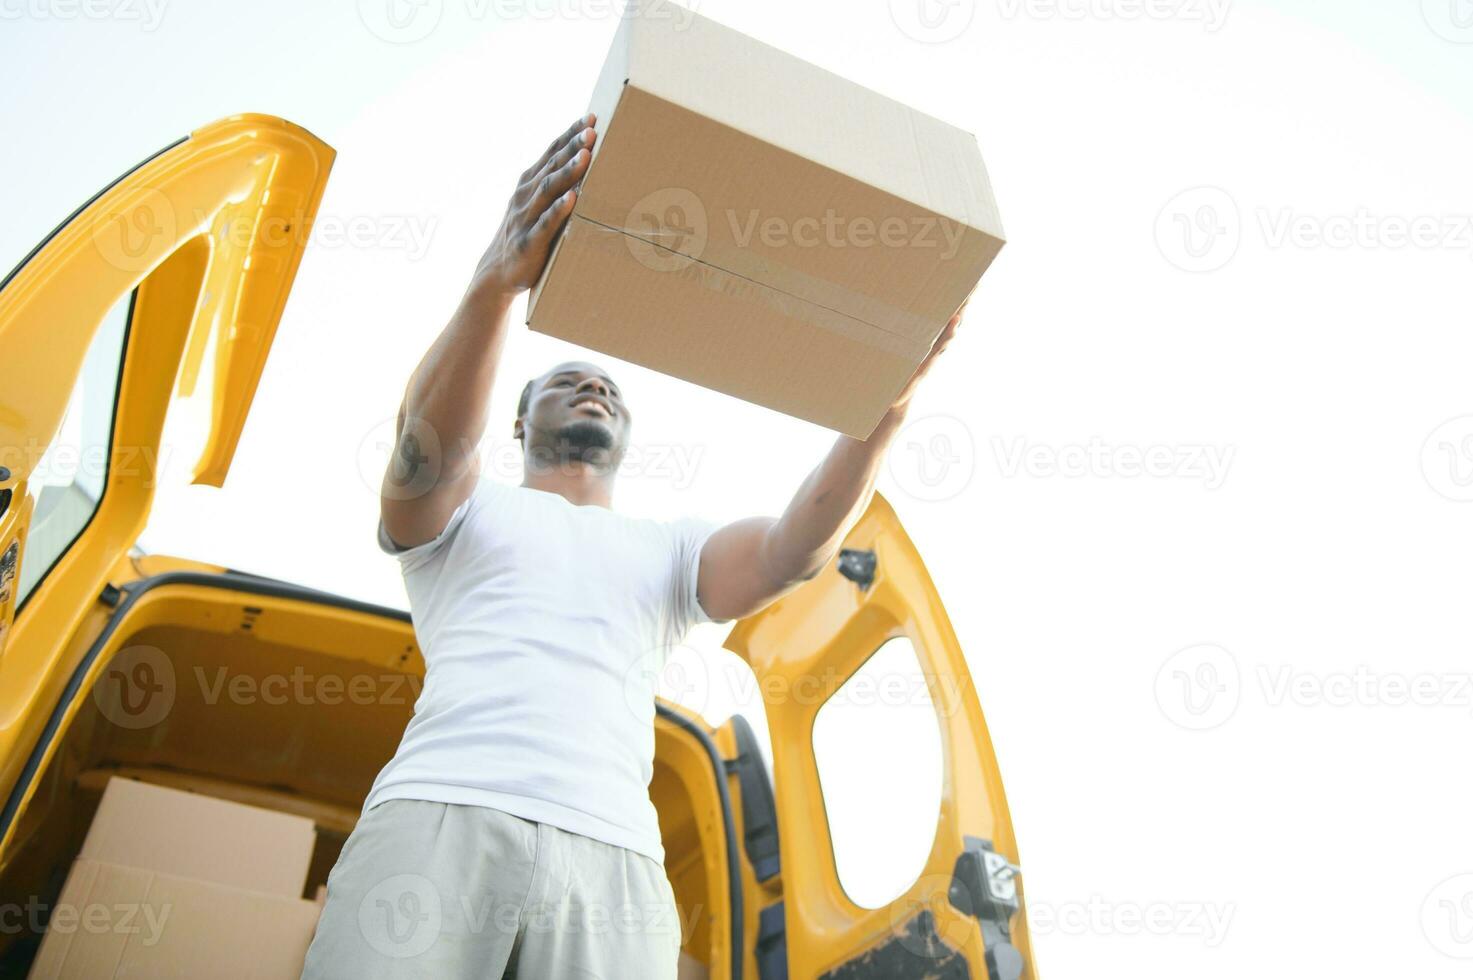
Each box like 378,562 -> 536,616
303,114 -> 963,978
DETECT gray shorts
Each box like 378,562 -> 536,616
301,799 -> 681,979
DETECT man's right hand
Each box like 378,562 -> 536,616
470,114 -> 598,297
381,114 -> 601,550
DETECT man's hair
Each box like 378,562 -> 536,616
517,378 -> 534,419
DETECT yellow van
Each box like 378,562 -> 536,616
0,115 -> 1032,980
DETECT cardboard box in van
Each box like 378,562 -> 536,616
77,776 -> 316,898
29,860 -> 320,980
29,778 -> 321,980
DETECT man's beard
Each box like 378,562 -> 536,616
527,420 -> 619,473
557,420 -> 614,458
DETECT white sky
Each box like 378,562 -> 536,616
4,1 -> 1473,977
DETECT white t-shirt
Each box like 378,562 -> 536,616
367,478 -> 722,863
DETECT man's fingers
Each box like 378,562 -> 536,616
927,304 -> 967,356
521,126 -> 596,203
888,307 -> 969,414
528,114 -> 592,176
520,113 -> 595,183
523,146 -> 591,225
928,315 -> 960,358
522,188 -> 578,255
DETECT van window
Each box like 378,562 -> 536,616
812,636 -> 944,909
15,293 -> 132,608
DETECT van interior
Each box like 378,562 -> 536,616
0,566 -> 775,978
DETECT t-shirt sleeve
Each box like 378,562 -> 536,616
668,516 -> 727,634
377,489 -> 477,574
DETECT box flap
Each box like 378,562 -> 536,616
29,860 -> 320,980
79,777 -> 316,899
28,859 -> 141,979
614,0 -> 1002,234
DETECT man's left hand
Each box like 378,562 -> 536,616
882,305 -> 966,428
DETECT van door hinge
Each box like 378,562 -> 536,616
950,838 -> 1026,980
836,549 -> 876,589
756,901 -> 788,980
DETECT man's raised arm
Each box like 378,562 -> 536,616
696,310 -> 965,622
380,115 -> 597,548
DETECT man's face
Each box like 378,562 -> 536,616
515,361 -> 631,473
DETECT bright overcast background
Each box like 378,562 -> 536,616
4,1 -> 1473,977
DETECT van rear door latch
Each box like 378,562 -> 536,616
951,838 -> 1026,980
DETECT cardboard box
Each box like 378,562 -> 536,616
28,859 -> 320,980
529,0 -> 1005,439
29,779 -> 322,979
77,777 -> 316,899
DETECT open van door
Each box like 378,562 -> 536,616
0,115 -> 334,836
724,493 -> 1033,980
